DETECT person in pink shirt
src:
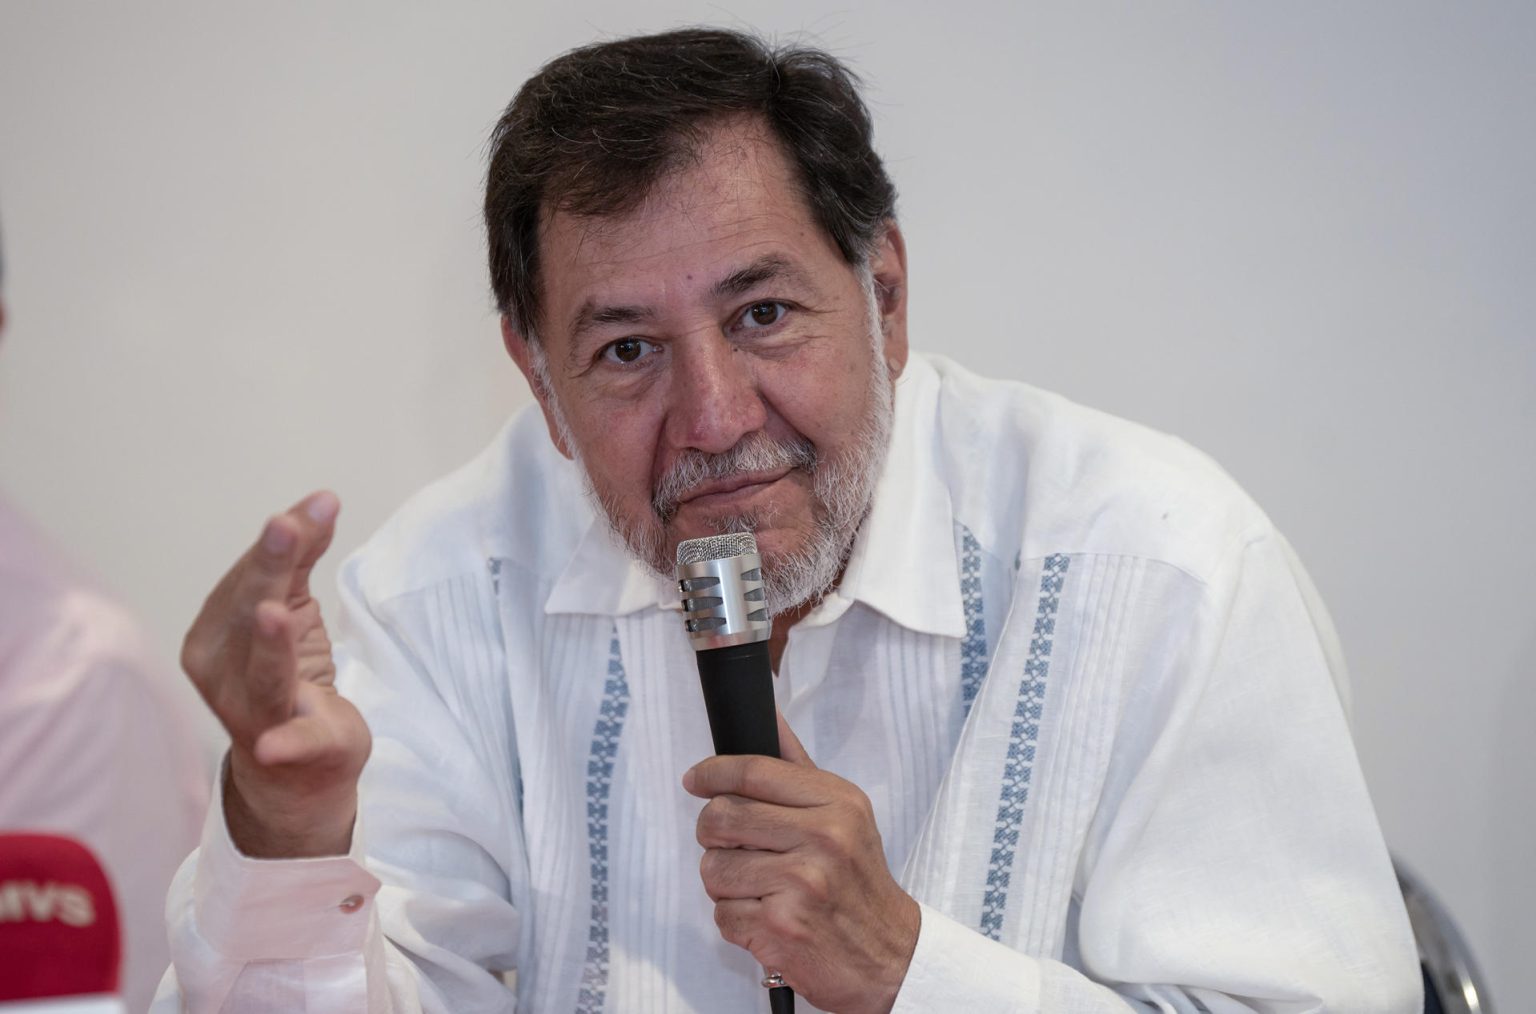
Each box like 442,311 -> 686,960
0,231 -> 211,1013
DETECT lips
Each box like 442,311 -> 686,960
677,468 -> 793,507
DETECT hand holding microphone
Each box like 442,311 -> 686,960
677,535 -> 920,1014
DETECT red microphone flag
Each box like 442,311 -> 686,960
0,834 -> 121,1004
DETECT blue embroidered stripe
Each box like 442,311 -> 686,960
958,525 -> 988,716
575,630 -> 631,1013
979,554 -> 1070,941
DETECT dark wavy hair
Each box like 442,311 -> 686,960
484,28 -> 898,336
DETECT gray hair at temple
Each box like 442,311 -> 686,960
482,27 -> 899,338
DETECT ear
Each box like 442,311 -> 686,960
501,315 -> 574,460
868,222 -> 909,379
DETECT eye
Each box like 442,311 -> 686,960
739,301 -> 788,329
601,337 -> 659,365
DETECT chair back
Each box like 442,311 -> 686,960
1395,860 -> 1495,1014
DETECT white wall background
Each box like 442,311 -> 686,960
2,1 -> 1531,1005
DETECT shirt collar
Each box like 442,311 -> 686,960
542,507 -> 674,617
544,354 -> 965,639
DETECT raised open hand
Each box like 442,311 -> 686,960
181,491 -> 369,857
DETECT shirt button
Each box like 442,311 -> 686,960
339,894 -> 365,913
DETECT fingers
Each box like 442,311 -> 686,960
185,490 -> 338,664
700,847 -> 830,905
696,793 -> 803,850
242,599 -> 299,728
684,755 -> 824,806
286,491 -> 340,598
181,490 -> 340,744
241,491 -> 340,608
712,895 -> 812,971
712,897 -> 768,956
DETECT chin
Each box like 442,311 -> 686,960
738,525 -> 807,562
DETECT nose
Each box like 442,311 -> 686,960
665,336 -> 768,454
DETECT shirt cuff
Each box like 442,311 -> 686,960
191,755 -> 381,961
891,903 -> 1043,1014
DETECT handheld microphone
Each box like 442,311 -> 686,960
676,533 -> 779,759
676,533 -> 794,1014
0,834 -> 124,1013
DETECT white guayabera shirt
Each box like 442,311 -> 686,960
155,354 -> 1420,1013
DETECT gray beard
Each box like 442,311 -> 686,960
531,292 -> 894,616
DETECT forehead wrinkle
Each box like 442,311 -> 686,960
554,209 -> 714,354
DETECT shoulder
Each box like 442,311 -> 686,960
340,405 -> 590,605
0,582 -> 158,693
923,355 -> 1274,585
0,499 -> 159,680
0,509 -> 209,803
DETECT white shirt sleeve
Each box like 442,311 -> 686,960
155,767 -> 400,1013
893,531 -> 1421,1014
893,904 -> 1046,1012
156,559 -> 523,1013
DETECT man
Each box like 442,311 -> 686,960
0,226 -> 210,1012
157,29 -> 1419,1013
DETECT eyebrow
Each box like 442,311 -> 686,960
567,303 -> 655,356
711,254 -> 814,299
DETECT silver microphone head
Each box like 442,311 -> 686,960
676,533 -> 770,650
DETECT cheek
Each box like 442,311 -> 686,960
759,345 -> 874,446
571,403 -> 665,505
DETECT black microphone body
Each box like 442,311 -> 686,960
694,641 -> 780,759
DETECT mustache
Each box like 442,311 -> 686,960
652,432 -> 817,522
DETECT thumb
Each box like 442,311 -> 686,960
252,681 -> 347,767
776,709 -> 815,768
287,490 -> 341,600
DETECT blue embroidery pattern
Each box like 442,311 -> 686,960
576,630 -> 631,1013
959,526 -> 989,716
979,554 -> 1070,941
